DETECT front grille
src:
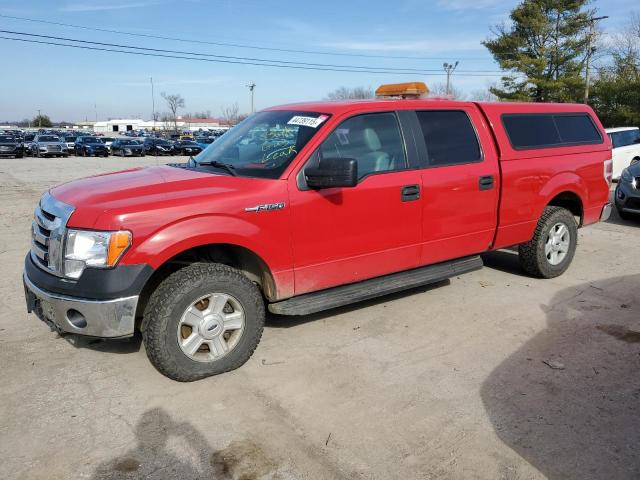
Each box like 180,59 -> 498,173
30,192 -> 74,276
46,145 -> 61,151
627,197 -> 640,210
0,145 -> 15,151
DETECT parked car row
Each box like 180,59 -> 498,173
0,130 -> 224,158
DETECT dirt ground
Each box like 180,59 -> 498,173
1,155 -> 639,480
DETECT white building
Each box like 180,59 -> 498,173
92,117 -> 230,134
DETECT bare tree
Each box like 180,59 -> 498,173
326,86 -> 374,100
469,86 -> 498,102
429,82 -> 465,100
161,92 -> 185,132
220,102 -> 240,125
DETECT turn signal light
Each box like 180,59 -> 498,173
107,231 -> 132,266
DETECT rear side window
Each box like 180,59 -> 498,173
502,113 -> 602,150
416,110 -> 482,166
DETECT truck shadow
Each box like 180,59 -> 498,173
480,274 -> 640,479
64,332 -> 142,354
481,249 -> 529,277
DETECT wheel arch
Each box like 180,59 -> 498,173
135,243 -> 277,328
547,190 -> 584,226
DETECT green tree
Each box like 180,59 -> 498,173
590,14 -> 640,127
483,0 -> 593,102
590,54 -> 640,127
32,114 -> 52,128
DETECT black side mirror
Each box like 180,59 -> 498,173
305,157 -> 358,189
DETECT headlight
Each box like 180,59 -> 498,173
64,229 -> 131,279
621,169 -> 633,183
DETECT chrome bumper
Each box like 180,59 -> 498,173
23,273 -> 138,338
600,203 -> 612,222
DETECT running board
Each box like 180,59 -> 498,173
268,255 -> 483,316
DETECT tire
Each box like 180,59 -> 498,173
142,263 -> 265,382
518,206 -> 578,279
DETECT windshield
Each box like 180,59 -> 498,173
65,136 -> 76,142
194,110 -> 328,178
0,135 -> 15,142
38,136 -> 60,142
119,139 -> 136,145
82,137 -> 102,143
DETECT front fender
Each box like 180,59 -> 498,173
123,214 -> 294,299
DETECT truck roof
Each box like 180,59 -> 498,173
265,98 -> 596,115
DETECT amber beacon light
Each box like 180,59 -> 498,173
375,82 -> 429,98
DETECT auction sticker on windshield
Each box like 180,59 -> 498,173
287,115 -> 328,128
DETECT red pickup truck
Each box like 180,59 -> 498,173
23,83 -> 612,381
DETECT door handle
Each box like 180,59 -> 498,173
479,175 -> 494,191
401,184 -> 421,202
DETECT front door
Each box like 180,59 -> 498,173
288,112 -> 422,295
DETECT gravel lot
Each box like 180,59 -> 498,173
1,155 -> 639,480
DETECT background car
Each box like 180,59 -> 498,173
111,138 -> 145,157
63,135 -> 77,152
143,137 -> 175,155
31,134 -> 69,157
74,136 -> 109,157
606,127 -> 640,180
195,136 -> 215,149
0,134 -> 24,158
173,140 -> 203,156
101,137 -> 116,152
615,162 -> 640,220
22,133 -> 35,156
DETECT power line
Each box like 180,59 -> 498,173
0,14 -> 498,62
0,29 -> 505,74
0,33 -> 504,76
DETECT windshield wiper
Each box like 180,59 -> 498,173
193,157 -> 237,176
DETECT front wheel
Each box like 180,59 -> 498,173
142,263 -> 265,381
518,206 -> 578,278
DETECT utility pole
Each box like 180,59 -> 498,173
584,15 -> 608,104
247,82 -> 256,113
150,76 -> 156,130
443,61 -> 459,96
37,109 -> 41,128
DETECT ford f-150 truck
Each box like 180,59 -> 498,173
23,83 -> 612,381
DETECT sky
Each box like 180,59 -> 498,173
0,0 -> 637,122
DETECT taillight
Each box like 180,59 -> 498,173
604,158 -> 613,186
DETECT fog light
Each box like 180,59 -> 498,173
617,190 -> 625,200
67,309 -> 87,329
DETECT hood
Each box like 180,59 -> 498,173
627,161 -> 640,176
38,141 -> 64,145
50,165 -> 280,230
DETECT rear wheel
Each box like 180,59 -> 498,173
142,263 -> 265,381
518,206 -> 577,278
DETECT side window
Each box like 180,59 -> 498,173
503,113 -> 602,149
317,112 -> 407,179
416,110 -> 482,166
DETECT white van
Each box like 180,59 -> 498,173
606,127 -> 640,180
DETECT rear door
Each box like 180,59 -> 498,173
410,107 -> 500,265
288,111 -> 423,294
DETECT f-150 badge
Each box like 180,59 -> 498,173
244,202 -> 286,213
